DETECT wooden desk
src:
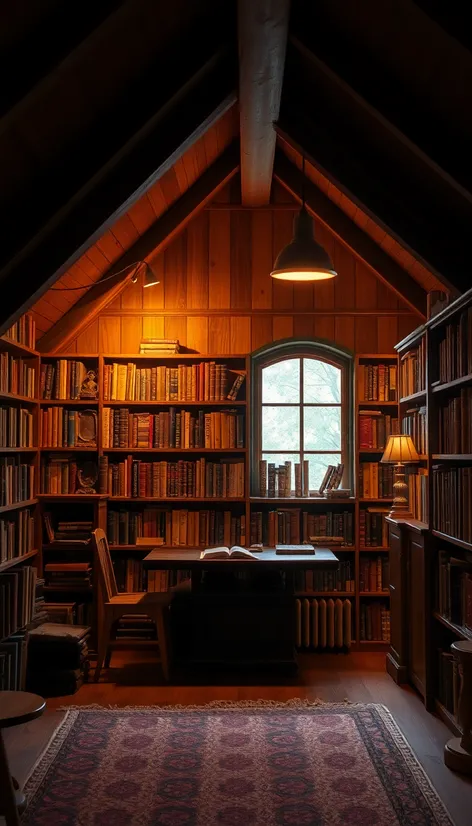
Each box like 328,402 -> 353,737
143,548 -> 338,669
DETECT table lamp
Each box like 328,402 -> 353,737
381,434 -> 419,518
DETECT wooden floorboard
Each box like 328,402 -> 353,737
3,653 -> 471,826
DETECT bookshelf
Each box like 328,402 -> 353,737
0,315 -> 43,691
387,286 -> 472,735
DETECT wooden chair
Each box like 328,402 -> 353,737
92,528 -> 172,682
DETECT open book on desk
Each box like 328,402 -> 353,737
200,545 -> 262,560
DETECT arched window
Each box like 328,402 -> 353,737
251,340 -> 353,495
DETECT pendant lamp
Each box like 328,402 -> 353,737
270,156 -> 337,282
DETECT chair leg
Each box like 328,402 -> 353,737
104,622 -> 115,669
155,607 -> 171,681
95,611 -> 114,683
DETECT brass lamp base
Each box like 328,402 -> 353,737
388,462 -> 413,519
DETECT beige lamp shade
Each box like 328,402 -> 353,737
381,434 -> 419,464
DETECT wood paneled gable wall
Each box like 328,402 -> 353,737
51,182 -> 420,356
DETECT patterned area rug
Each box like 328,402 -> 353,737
21,702 -> 453,826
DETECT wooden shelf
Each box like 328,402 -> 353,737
40,399 -> 98,405
0,336 -> 39,357
294,591 -> 354,597
0,391 -> 37,404
0,498 -> 37,515
103,447 -> 247,453
399,390 -> 426,403
357,400 -> 397,407
432,454 -> 472,461
433,611 -> 472,641
359,591 -> 390,597
359,498 -> 393,503
359,546 -> 390,552
431,530 -> 472,552
39,446 -> 97,452
358,448 -> 385,453
109,497 -> 246,503
38,494 -> 108,501
0,549 -> 38,572
103,400 -> 246,406
0,446 -> 37,453
432,374 -> 472,393
104,353 -> 247,360
250,496 -> 355,504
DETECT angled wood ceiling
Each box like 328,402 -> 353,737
0,0 -> 470,337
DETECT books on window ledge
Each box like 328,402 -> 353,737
319,463 -> 344,496
200,545 -> 261,560
259,459 -> 310,497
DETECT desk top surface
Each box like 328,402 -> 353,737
143,548 -> 338,567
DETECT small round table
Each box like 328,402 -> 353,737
0,691 -> 46,826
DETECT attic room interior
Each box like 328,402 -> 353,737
1,1 -> 472,823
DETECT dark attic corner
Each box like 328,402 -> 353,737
0,2 -> 471,825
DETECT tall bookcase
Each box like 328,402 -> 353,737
389,286 -> 472,735
0,324 -> 41,689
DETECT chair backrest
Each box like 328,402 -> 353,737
92,528 -> 118,601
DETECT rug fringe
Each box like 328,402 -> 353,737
57,698 -> 360,711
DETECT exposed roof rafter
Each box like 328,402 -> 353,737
39,141 -> 240,353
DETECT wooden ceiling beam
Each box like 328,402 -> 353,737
39,141 -> 240,353
238,0 -> 290,206
273,147 -> 427,318
0,50 -> 236,336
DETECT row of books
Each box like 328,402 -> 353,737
359,555 -> 389,592
407,468 -> 428,523
432,465 -> 472,543
0,406 -> 34,448
107,508 -> 246,548
359,508 -> 389,547
359,601 -> 390,641
359,462 -> 394,499
295,598 -> 353,648
358,363 -> 397,402
103,362 -> 245,402
4,313 -> 36,349
113,560 -> 190,595
437,389 -> 472,454
437,649 -> 460,717
402,406 -> 427,456
0,629 -> 28,690
102,457 -> 245,499
40,407 -> 96,448
0,564 -> 37,640
0,353 -> 36,398
259,459 -> 307,498
1,457 -> 35,506
294,562 -> 355,593
437,307 -> 472,384
437,549 -> 472,631
0,508 -> 35,564
399,341 -> 426,397
40,360 -> 91,400
102,407 -> 244,450
249,509 -> 354,547
43,563 -> 92,592
44,601 -> 93,626
359,411 -> 399,450
40,456 -> 83,495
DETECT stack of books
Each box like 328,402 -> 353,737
27,623 -> 90,696
139,338 -> 180,355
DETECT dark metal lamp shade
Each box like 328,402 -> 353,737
270,207 -> 337,281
